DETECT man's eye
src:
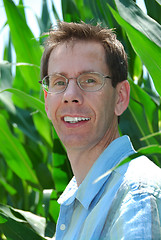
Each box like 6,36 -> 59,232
85,78 -> 96,84
54,80 -> 66,86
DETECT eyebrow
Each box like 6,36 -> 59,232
49,70 -> 96,77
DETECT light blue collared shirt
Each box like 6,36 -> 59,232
55,136 -> 161,239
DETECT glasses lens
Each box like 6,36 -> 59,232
78,72 -> 104,91
43,74 -> 67,93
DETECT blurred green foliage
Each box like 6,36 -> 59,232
0,0 -> 160,238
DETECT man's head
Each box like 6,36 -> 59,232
41,21 -> 130,152
41,21 -> 128,88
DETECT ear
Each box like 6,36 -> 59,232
44,90 -> 51,120
115,80 -> 130,116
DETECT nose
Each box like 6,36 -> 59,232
62,79 -> 83,104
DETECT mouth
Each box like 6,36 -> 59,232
63,116 -> 91,124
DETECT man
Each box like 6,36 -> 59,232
40,22 -> 161,239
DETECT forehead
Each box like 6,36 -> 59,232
51,40 -> 105,55
48,41 -> 109,75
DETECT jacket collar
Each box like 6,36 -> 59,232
58,136 -> 135,209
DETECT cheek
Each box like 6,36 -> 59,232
97,91 -> 116,120
46,96 -> 59,121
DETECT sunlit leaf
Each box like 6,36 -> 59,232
32,111 -> 52,148
144,0 -> 161,24
0,114 -> 39,185
154,0 -> 161,6
14,208 -> 46,237
53,168 -> 68,193
138,145 -> 161,155
49,190 -> 60,224
114,0 -> 161,47
0,204 -> 46,239
108,4 -> 161,96
61,0 -> 80,22
0,63 -> 15,113
120,80 -> 160,150
52,1 -> 61,21
94,153 -> 141,183
0,177 -> 17,195
140,131 -> 161,140
3,0 -> 42,90
0,215 -> 7,224
0,0 -> 161,238
0,88 -> 46,116
133,55 -> 143,81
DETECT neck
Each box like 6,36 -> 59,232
66,120 -> 119,186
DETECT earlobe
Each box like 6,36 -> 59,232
44,89 -> 48,99
115,80 -> 130,116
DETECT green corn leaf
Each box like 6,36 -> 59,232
0,114 -> 39,186
114,0 -> 161,47
108,3 -> 161,96
120,80 -> 160,150
3,0 -> 42,91
140,131 -> 161,141
133,55 -> 143,81
154,0 -> 161,5
0,177 -> 17,195
0,204 -> 46,239
138,145 -> 161,155
32,111 -> 53,148
144,0 -> 161,24
0,88 -> 46,116
61,0 -> 81,22
94,153 -> 141,183
51,1 -> 61,22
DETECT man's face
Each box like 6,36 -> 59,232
45,41 -> 119,152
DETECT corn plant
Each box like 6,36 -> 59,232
0,0 -> 160,239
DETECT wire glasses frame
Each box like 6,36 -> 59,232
39,72 -> 111,94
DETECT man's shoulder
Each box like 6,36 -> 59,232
117,155 -> 161,198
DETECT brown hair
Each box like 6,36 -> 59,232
41,21 -> 128,88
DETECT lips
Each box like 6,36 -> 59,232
63,116 -> 91,123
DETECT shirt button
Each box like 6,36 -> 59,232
60,224 -> 66,231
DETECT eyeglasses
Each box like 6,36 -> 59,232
39,72 -> 111,94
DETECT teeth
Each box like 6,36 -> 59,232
64,116 -> 90,123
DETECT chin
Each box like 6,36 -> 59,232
62,136 -> 87,150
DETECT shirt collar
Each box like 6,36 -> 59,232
58,135 -> 135,208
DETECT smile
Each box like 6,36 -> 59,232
64,116 -> 90,123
